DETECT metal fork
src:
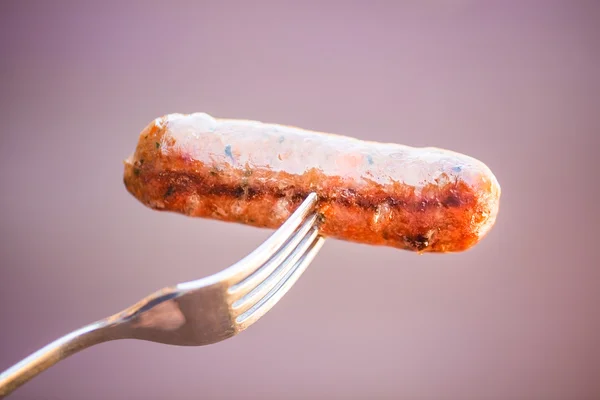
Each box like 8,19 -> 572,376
0,193 -> 324,398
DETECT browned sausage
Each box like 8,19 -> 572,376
123,113 -> 501,253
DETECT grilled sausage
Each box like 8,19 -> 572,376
123,112 -> 501,253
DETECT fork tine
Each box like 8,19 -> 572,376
230,192 -> 317,264
235,232 -> 325,331
228,212 -> 318,297
222,193 -> 318,281
231,226 -> 320,313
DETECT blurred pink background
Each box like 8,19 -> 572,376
1,1 -> 599,399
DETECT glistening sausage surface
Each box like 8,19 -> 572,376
123,113 -> 501,253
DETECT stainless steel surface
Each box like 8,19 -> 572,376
0,193 -> 324,398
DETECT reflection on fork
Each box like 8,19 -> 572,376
0,193 -> 324,398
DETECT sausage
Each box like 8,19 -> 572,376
123,112 -> 501,253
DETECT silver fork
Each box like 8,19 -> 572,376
0,193 -> 324,398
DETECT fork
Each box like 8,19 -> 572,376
0,193 -> 324,398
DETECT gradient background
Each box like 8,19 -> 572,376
1,1 -> 599,399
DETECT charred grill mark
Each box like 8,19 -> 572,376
385,197 -> 407,208
290,190 -> 309,203
233,186 -> 246,199
142,170 -> 472,213
357,197 -> 378,210
246,187 -> 259,200
316,212 -> 326,225
443,193 -> 462,207
403,234 -> 431,251
164,185 -> 175,198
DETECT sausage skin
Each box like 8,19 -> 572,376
123,113 -> 500,253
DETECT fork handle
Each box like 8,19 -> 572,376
0,320 -> 119,398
